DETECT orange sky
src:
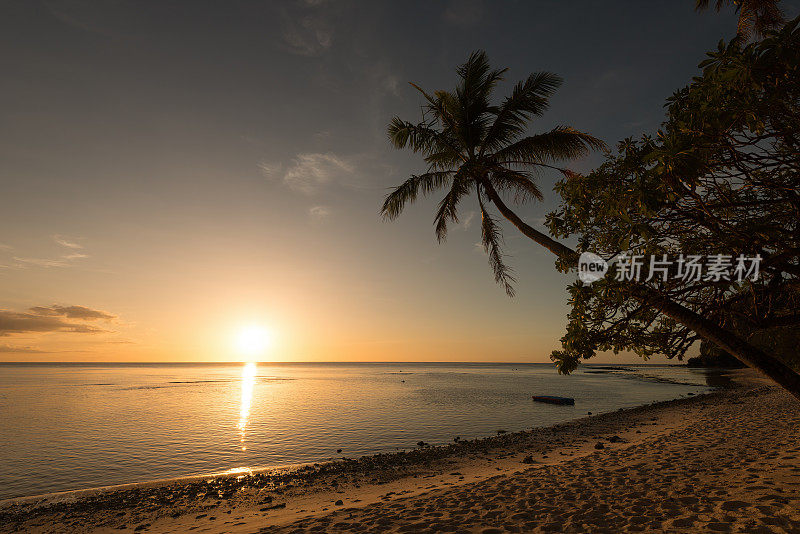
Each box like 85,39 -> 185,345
0,2 -> 742,364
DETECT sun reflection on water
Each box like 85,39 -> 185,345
237,362 -> 257,451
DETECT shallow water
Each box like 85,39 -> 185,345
0,362 -> 714,499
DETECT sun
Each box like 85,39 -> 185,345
234,325 -> 273,359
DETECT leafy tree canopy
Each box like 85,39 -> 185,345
547,17 -> 800,373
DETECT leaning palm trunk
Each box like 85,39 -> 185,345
384,50 -> 800,401
482,183 -> 800,400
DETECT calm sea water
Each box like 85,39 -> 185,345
0,362 -> 717,500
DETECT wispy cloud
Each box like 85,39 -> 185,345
309,205 -> 332,220
279,1 -> 335,57
53,235 -> 83,249
4,235 -> 89,269
0,344 -> 47,354
261,152 -> 394,195
28,305 -> 116,321
262,152 -> 356,194
12,257 -> 74,268
461,211 -> 476,231
443,0 -> 484,27
0,305 -> 116,337
12,254 -> 87,268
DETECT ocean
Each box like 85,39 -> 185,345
0,362 -> 717,500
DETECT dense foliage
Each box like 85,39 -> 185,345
547,17 -> 800,372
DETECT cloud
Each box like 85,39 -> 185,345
443,0 -> 483,27
28,305 -> 116,321
461,211 -> 476,230
0,344 -> 47,353
53,235 -> 83,249
0,305 -> 115,337
12,256 -> 75,268
309,205 -> 332,220
258,162 -> 283,178
264,152 -> 356,194
6,235 -> 90,269
261,151 -> 396,195
280,7 -> 334,57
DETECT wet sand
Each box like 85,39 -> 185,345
2,370 -> 799,533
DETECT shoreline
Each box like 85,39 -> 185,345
1,371 -> 718,508
0,363 -> 718,506
2,371 -> 780,533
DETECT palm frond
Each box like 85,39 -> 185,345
381,171 -> 454,220
481,72 -> 563,153
492,126 -> 605,165
434,173 -> 472,242
424,150 -> 464,171
410,83 -> 462,146
388,117 -> 464,160
489,166 -> 544,204
478,194 -> 516,296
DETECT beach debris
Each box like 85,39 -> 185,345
454,436 -> 460,442
417,441 -> 429,447
496,429 -> 507,435
335,499 -> 344,506
609,435 -> 624,443
522,455 -> 535,464
594,442 -> 605,450
588,411 -> 593,415
337,449 -> 342,453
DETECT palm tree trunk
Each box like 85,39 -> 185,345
481,182 -> 800,400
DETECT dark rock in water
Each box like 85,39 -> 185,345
496,429 -> 507,435
335,500 -> 344,506
609,435 -> 624,443
337,449 -> 342,453
417,441 -> 428,447
594,442 -> 605,450
587,412 -> 593,415
260,503 -> 286,511
522,455 -> 534,464
453,436 -> 460,442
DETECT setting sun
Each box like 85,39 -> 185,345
234,325 -> 273,358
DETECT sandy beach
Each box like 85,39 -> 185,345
1,370 -> 798,533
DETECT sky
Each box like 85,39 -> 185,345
1,0 -> 797,363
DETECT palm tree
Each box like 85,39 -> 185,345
696,0 -> 784,39
382,50 -> 603,296
383,51 -> 800,399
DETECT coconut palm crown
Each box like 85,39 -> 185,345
696,0 -> 784,39
382,50 -> 604,296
